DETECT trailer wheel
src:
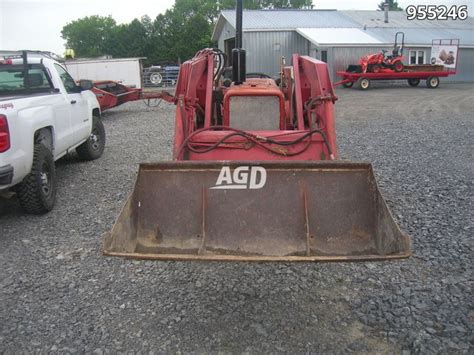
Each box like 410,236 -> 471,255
357,77 -> 371,90
408,78 -> 420,87
393,61 -> 404,72
426,76 -> 440,89
343,81 -> 354,88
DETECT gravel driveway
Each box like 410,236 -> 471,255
1,82 -> 472,353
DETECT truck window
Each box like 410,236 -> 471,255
54,64 -> 78,94
0,64 -> 53,95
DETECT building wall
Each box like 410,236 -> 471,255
243,31 -> 308,75
218,29 -> 308,76
451,48 -> 474,82
217,21 -> 236,50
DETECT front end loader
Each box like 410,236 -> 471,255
103,1 -> 410,262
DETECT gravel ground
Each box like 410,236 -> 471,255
1,82 -> 472,353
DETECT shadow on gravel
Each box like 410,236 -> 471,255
55,153 -> 82,167
0,195 -> 21,216
101,111 -> 122,120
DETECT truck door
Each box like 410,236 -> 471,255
29,65 -> 73,155
53,64 -> 91,145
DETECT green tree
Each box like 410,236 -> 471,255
61,0 -> 315,63
148,0 -> 313,63
107,18 -> 149,58
378,0 -> 403,11
172,0 -> 313,24
61,16 -> 116,57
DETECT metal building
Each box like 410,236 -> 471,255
212,10 -> 474,82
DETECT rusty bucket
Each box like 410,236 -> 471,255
103,161 -> 410,261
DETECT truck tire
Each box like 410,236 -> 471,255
76,115 -> 105,160
342,81 -> 354,88
17,144 -> 56,214
426,76 -> 440,89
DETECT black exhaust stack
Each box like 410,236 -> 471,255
232,0 -> 246,85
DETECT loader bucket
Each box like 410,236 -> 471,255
103,161 -> 410,261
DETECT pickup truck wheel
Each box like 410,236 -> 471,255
17,144 -> 56,214
76,116 -> 105,160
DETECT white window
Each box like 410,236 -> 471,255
409,50 -> 426,64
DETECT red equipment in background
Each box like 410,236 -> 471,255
335,65 -> 455,90
336,38 -> 459,90
359,32 -> 405,73
91,81 -> 173,111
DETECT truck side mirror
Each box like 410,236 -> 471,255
79,79 -> 93,91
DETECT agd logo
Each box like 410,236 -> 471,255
210,166 -> 267,190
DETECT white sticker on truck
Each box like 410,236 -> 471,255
0,103 -> 13,110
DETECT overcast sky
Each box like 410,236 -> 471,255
0,0 -> 472,54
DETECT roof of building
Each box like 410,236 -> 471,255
366,28 -> 473,47
297,28 -> 382,46
212,9 -> 474,47
216,9 -> 359,30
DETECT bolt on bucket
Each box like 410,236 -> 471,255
103,161 -> 410,261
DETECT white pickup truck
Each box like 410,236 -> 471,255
0,52 -> 105,214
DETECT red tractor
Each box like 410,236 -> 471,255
103,1 -> 410,262
360,32 -> 405,73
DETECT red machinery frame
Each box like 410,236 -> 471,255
336,38 -> 459,89
335,67 -> 456,89
91,80 -> 173,111
171,50 -> 337,162
102,0 -> 412,262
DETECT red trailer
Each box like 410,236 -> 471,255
335,66 -> 456,90
91,80 -> 173,111
336,39 -> 459,90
